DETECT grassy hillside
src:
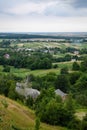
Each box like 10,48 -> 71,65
0,95 -> 67,130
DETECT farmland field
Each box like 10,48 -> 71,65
10,41 -> 87,49
0,61 -> 80,78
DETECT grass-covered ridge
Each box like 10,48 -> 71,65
0,95 -> 67,130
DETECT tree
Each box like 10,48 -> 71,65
64,54 -> 71,61
80,58 -> 87,71
72,62 -> 80,71
8,80 -> 17,100
60,66 -> 69,74
3,65 -> 10,72
39,58 -> 52,69
55,74 -> 70,92
26,96 -> 34,108
53,64 -> 58,68
1,40 -> 11,48
81,114 -> 87,130
65,94 -> 75,114
35,118 -> 40,130
69,72 -> 81,85
76,94 -> 87,106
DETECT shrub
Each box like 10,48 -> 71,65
35,117 -> 40,130
1,99 -> 8,108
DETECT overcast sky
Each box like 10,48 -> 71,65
0,0 -> 87,32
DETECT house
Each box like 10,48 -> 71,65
16,82 -> 40,99
74,51 -> 79,55
4,54 -> 10,59
55,89 -> 67,100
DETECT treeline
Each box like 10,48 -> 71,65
0,33 -> 85,39
0,50 -> 52,70
0,74 -> 22,99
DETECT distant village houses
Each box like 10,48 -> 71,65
4,54 -> 10,59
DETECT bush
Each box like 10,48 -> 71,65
1,99 -> 8,108
35,117 -> 40,130
53,64 -> 58,68
68,118 -> 81,130
72,62 -> 80,71
3,65 -> 10,72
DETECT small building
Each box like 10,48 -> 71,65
55,89 -> 67,100
4,54 -> 10,59
16,82 -> 40,99
71,59 -> 76,62
74,51 -> 79,55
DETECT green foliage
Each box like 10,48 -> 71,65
0,116 -> 3,122
81,58 -> 87,71
68,118 -> 81,130
1,99 -> 8,108
8,81 -> 18,100
55,74 -> 70,92
64,54 -> 71,61
35,87 -> 75,127
81,115 -> 87,130
38,58 -> 52,69
83,113 -> 87,121
1,40 -> 11,48
64,94 -> 75,114
69,72 -> 81,85
0,49 -> 52,70
53,64 -> 58,68
55,95 -> 62,103
35,117 -> 40,130
3,65 -> 10,72
60,66 -> 69,74
0,74 -> 19,100
72,62 -> 80,71
26,96 -> 34,108
11,125 -> 22,130
32,73 -> 57,90
74,74 -> 87,92
76,94 -> 87,106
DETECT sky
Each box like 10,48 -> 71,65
0,0 -> 87,32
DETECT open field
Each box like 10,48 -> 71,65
10,41 -> 87,49
0,61 -> 76,78
0,65 -> 60,77
75,109 -> 87,120
0,95 -> 67,130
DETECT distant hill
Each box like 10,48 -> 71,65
0,32 -> 86,39
0,95 -> 66,130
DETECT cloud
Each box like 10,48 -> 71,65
0,0 -> 86,17
0,0 -> 87,32
5,1 -> 58,15
73,0 -> 87,8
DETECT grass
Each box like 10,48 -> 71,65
0,95 -> 67,130
10,41 -> 87,50
0,61 -> 75,78
75,108 -> 87,120
10,67 -> 60,77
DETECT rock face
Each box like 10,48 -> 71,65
16,82 -> 40,99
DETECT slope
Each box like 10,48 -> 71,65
0,95 -> 67,130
